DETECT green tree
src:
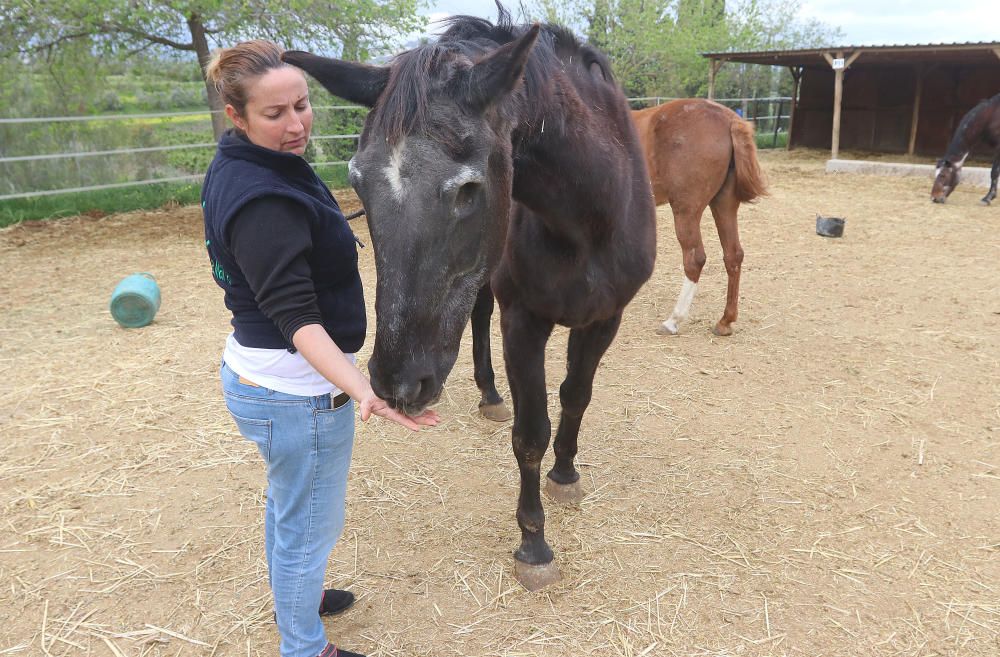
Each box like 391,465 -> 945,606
529,0 -> 840,100
0,0 -> 426,136
534,0 -> 678,97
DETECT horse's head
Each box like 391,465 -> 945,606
283,26 -> 539,413
931,158 -> 962,203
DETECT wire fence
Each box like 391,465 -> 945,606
0,98 -> 791,202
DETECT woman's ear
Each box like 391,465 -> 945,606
225,104 -> 247,131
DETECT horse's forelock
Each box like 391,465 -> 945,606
370,45 -> 462,145
369,12 -> 594,146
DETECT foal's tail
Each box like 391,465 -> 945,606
730,118 -> 768,203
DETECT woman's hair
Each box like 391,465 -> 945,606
205,40 -> 287,116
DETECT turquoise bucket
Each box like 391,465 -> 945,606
110,273 -> 161,328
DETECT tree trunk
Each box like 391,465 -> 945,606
188,14 -> 227,140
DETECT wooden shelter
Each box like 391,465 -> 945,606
703,42 -> 1000,158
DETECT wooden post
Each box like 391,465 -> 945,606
708,58 -> 725,100
823,50 -> 862,160
773,99 -> 783,147
832,67 -> 844,159
787,66 -> 802,150
827,51 -> 845,159
708,59 -> 716,100
908,65 -> 924,155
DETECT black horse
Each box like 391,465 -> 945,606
283,7 -> 655,589
931,92 -> 1000,205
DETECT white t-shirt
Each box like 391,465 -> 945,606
223,332 -> 354,397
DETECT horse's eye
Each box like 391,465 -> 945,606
455,182 -> 481,217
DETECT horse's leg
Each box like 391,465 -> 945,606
501,302 -> 558,590
709,174 -> 744,337
982,153 -> 999,206
472,284 -> 510,421
546,312 -> 624,505
658,206 -> 707,335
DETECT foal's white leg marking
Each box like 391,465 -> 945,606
662,276 -> 698,335
383,137 -> 407,201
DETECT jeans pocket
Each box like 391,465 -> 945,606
230,412 -> 272,461
315,400 -> 356,450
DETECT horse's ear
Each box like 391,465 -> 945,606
282,51 -> 389,108
463,23 -> 541,111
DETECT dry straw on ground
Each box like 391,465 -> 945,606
1,151 -> 998,656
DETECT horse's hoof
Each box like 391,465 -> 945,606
712,323 -> 733,337
981,200 -> 992,206
656,321 -> 679,336
544,476 -> 584,504
513,559 -> 561,591
479,402 -> 512,422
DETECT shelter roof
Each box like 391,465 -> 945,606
702,42 -> 1000,69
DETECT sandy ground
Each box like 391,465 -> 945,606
1,150 -> 998,657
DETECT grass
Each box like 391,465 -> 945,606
756,131 -> 789,149
0,182 -> 203,228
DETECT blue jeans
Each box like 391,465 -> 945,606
221,362 -> 355,657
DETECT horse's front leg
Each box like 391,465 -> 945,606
500,302 -> 558,590
471,284 -> 511,421
981,154 -> 999,206
546,312 -> 624,504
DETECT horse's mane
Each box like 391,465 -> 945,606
368,5 -> 615,145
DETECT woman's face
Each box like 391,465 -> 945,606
227,66 -> 313,155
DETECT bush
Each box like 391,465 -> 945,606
99,91 -> 124,112
169,86 -> 202,109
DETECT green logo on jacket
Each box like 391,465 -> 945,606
206,240 -> 232,284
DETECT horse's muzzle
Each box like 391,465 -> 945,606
368,358 -> 441,416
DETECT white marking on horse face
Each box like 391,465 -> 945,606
348,156 -> 361,184
662,276 -> 698,334
441,166 -> 483,193
383,138 -> 407,201
935,167 -> 942,179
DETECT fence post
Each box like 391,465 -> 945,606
773,99 -> 783,148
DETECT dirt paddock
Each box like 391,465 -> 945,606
2,150 -> 998,656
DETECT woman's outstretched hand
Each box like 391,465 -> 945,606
359,394 -> 440,431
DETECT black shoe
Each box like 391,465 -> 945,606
274,589 -> 358,624
318,643 -> 365,657
319,589 -> 355,616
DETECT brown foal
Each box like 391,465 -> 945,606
632,99 -> 767,336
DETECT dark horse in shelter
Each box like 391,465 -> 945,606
632,99 -> 767,336
283,7 -> 655,589
931,92 -> 1000,205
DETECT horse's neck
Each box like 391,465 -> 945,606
511,136 -> 615,239
946,134 -> 973,162
948,105 -> 993,159
511,88 -> 632,233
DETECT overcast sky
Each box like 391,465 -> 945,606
421,0 -> 1000,47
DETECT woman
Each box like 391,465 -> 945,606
202,40 -> 438,657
